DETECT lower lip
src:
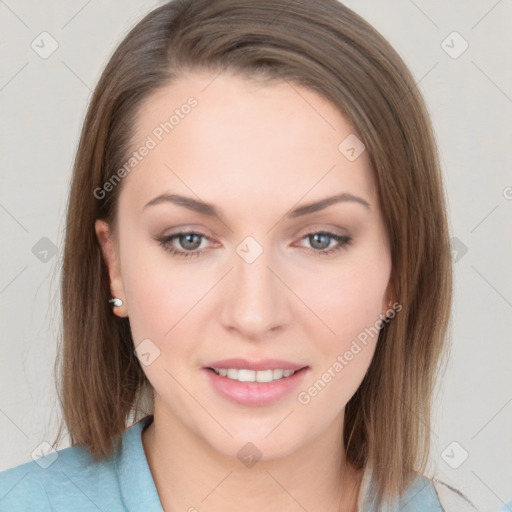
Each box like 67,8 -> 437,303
203,367 -> 309,406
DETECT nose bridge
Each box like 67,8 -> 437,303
219,234 -> 288,336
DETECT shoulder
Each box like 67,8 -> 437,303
431,477 -> 480,512
359,466 -> 478,512
0,417 -> 157,512
0,442 -> 121,512
394,473 -> 480,512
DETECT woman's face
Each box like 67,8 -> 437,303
96,71 -> 393,461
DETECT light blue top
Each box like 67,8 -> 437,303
0,415 -> 447,511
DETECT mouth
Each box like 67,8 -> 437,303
206,366 -> 307,383
202,361 -> 310,406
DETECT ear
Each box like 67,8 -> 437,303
95,219 -> 128,318
381,277 -> 398,318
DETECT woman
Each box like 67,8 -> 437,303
0,0 -> 479,510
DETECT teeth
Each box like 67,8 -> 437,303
211,367 -> 298,382
273,369 -> 284,379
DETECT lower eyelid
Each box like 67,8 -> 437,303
157,230 -> 350,255
165,233 -> 210,249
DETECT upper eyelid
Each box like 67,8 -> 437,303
161,221 -> 350,236
161,228 -> 348,246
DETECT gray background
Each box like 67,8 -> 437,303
1,1 -> 511,511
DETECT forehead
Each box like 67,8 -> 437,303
122,71 -> 377,215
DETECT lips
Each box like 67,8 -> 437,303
203,364 -> 310,406
204,358 -> 308,371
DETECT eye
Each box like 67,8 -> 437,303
156,229 -> 352,259
157,231 -> 211,259
297,231 -> 352,256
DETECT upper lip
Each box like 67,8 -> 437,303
204,358 -> 308,371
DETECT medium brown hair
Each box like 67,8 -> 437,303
54,0 -> 452,508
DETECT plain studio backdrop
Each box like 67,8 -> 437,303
0,1 -> 511,511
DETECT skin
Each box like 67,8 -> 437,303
96,71 -> 395,512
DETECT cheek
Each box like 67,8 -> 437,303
118,234 -> 199,342
310,255 -> 390,341
299,247 -> 390,404
298,263 -> 386,413
119,236 -> 231,358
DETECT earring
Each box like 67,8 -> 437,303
109,297 -> 123,307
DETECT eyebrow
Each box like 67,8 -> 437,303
143,192 -> 371,218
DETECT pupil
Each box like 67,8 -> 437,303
181,234 -> 201,250
311,233 -> 329,250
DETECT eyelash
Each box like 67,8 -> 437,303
156,230 -> 352,259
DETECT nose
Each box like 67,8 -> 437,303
218,243 -> 290,340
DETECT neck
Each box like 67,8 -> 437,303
141,406 -> 363,512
